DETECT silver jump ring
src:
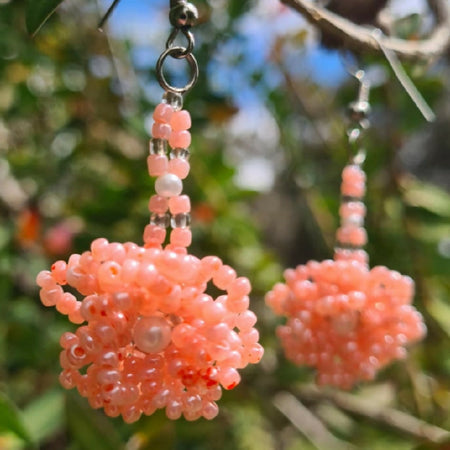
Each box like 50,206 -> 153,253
166,28 -> 195,56
156,46 -> 199,94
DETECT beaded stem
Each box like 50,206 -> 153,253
145,93 -> 193,252
334,162 -> 369,265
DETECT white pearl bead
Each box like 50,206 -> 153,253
155,173 -> 182,197
133,316 -> 172,354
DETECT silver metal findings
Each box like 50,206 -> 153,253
156,0 -> 199,95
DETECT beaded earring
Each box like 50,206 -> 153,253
265,71 -> 426,390
36,0 -> 263,423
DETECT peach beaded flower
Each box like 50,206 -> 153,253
266,163 -> 426,389
37,93 -> 263,423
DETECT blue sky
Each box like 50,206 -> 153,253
101,0 -> 429,98
103,0 -> 348,94
99,0 -> 431,190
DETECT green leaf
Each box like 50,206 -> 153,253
22,389 -> 64,444
25,0 -> 66,36
66,392 -> 124,450
402,177 -> 450,218
0,392 -> 31,444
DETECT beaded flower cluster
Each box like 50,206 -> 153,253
36,94 -> 263,423
266,163 -> 426,389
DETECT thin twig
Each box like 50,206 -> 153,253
273,391 -> 355,450
281,0 -> 450,61
95,0 -> 140,111
296,385 -> 450,444
372,29 -> 436,122
98,0 -> 122,31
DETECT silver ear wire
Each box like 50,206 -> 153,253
98,0 -> 198,31
169,0 -> 199,29
340,52 -> 371,162
157,0 -> 199,94
97,0 -> 200,94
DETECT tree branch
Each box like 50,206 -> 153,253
281,0 -> 450,61
273,391 -> 355,450
296,385 -> 450,444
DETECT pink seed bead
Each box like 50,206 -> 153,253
143,224 -> 166,247
169,130 -> 191,149
106,242 -> 126,263
341,181 -> 366,198
201,300 -> 227,324
213,265 -> 237,290
147,154 -> 169,177
91,238 -> 109,261
228,277 -> 251,300
227,295 -> 250,313
241,328 -> 260,346
235,310 -> 257,331
168,195 -> 191,214
94,323 -> 117,345
171,323 -> 196,348
170,110 -> 191,131
158,285 -> 182,314
148,195 -> 169,214
152,123 -> 171,140
136,263 -> 159,288
153,103 -> 174,124
339,201 -> 366,220
97,369 -> 121,385
40,286 -> 63,307
68,304 -> 84,324
56,292 -> 78,315
51,260 -> 67,284
97,261 -> 122,291
247,343 -> 264,364
219,367 -> 240,390
170,228 -> 192,248
36,270 -> 55,289
342,165 -> 366,184
202,402 -> 219,420
121,259 -> 140,283
60,332 -> 78,348
336,225 -> 367,247
201,256 -> 222,274
59,370 -> 78,389
168,158 -> 190,179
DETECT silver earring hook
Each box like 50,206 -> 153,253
98,0 -> 198,31
340,51 -> 371,164
156,0 -> 199,94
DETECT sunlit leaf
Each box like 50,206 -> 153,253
25,0 -> 66,36
228,404 -> 275,450
22,389 -> 64,444
0,392 -> 31,444
66,392 -> 124,450
402,177 -> 450,218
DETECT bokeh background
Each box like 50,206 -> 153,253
0,0 -> 449,448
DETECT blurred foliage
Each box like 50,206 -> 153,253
0,0 -> 449,448
25,0 -> 66,35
